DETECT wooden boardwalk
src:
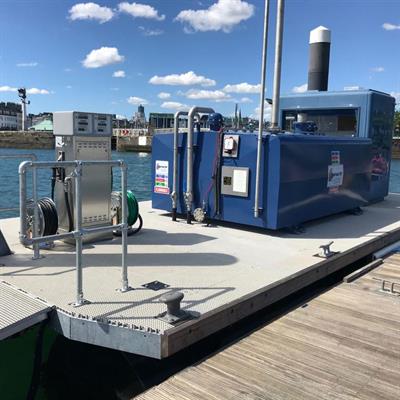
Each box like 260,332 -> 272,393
136,254 -> 400,400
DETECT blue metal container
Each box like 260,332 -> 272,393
280,89 -> 395,201
152,130 -> 372,230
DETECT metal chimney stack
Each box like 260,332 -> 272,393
308,26 -> 331,91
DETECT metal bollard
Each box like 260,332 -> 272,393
158,291 -> 189,324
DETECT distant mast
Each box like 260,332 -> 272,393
308,26 -> 331,91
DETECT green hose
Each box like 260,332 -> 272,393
126,190 -> 139,226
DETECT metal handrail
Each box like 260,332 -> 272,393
19,159 -> 129,307
0,154 -> 37,214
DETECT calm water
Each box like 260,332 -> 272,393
0,148 -> 152,218
1,149 -> 400,219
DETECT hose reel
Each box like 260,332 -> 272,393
111,190 -> 143,236
26,197 -> 58,238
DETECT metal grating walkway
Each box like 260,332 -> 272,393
0,281 -> 51,340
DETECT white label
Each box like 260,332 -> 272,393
233,169 -> 248,193
138,136 -> 147,146
327,164 -> 344,188
154,160 -> 169,194
55,136 -> 63,147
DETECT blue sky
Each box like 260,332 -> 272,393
0,0 -> 399,118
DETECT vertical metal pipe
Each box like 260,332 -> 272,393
19,162 -> 29,244
31,166 -> 40,259
74,162 -> 85,306
271,0 -> 285,129
185,107 -> 214,224
120,162 -> 130,292
172,111 -> 188,221
186,110 -> 195,224
254,0 -> 270,218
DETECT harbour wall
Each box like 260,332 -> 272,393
116,135 -> 152,152
0,131 -> 54,149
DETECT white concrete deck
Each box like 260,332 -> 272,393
1,195 -> 400,358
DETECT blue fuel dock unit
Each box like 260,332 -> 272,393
152,90 -> 395,230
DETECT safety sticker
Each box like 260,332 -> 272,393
327,164 -> 344,192
154,160 -> 170,194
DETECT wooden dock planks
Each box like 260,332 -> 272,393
136,254 -> 400,400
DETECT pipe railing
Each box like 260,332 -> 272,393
19,159 -> 130,307
0,153 -> 39,257
185,106 -> 215,224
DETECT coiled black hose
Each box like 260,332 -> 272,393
37,198 -> 58,236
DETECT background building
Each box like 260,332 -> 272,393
0,102 -> 22,130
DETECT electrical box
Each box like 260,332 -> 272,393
53,112 -> 112,242
221,166 -> 249,197
222,134 -> 239,158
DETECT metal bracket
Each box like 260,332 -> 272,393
376,278 -> 400,296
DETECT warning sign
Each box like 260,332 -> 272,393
327,164 -> 344,191
154,160 -> 170,194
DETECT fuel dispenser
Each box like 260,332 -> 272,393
52,112 -> 113,242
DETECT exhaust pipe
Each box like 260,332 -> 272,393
308,26 -> 331,91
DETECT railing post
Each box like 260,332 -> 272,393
72,162 -> 88,306
119,161 -> 132,292
31,166 -> 41,260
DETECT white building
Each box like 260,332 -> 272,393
0,102 -> 22,130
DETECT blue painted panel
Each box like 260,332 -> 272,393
266,134 -> 371,229
152,130 -> 372,230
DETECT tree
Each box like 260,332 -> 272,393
395,111 -> 400,137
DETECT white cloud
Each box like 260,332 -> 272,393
158,92 -> 171,99
118,2 -> 165,21
371,66 -> 385,72
0,86 -> 49,94
149,71 -> 216,87
66,85 -> 73,89
26,88 -> 50,95
127,96 -> 148,105
391,92 -> 400,104
0,85 -> 17,92
113,70 -> 126,78
343,86 -> 363,91
138,26 -> 164,36
64,68 -> 72,72
110,87 -> 120,91
223,82 -> 261,93
175,0 -> 254,33
240,97 -> 252,103
252,101 -> 272,121
161,101 -> 190,110
292,83 -> 308,93
69,2 -> 114,23
82,47 -> 124,68
16,62 -> 38,67
184,89 -> 232,101
383,22 -> 400,31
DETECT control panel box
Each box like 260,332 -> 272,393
53,111 -> 112,137
222,134 -> 239,158
221,166 -> 249,197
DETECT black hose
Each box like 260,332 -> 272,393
113,213 -> 143,237
37,198 -> 58,236
51,168 -> 56,200
64,191 -> 73,232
